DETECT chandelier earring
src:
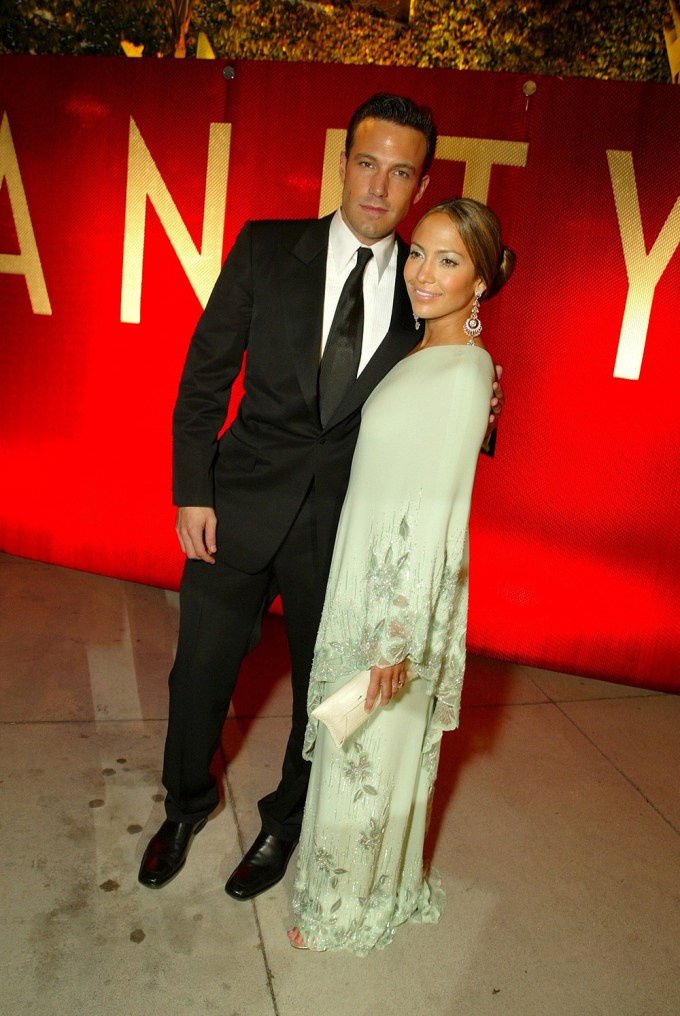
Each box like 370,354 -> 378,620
463,292 -> 483,342
413,312 -> 420,331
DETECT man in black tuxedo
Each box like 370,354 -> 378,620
139,94 -> 502,898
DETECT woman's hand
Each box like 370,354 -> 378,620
365,662 -> 407,712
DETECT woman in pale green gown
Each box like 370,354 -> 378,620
289,198 -> 515,955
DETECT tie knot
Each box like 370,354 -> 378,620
355,247 -> 373,269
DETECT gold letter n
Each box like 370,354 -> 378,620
121,117 -> 230,324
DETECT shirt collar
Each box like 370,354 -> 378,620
329,210 -> 396,281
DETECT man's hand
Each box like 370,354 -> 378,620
365,662 -> 408,712
176,506 -> 218,563
483,364 -> 504,446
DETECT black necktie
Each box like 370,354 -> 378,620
318,247 -> 373,426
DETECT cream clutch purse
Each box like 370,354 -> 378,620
311,664 -> 416,749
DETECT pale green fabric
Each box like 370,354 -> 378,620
293,344 -> 494,955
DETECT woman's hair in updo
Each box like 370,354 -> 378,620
417,198 -> 516,301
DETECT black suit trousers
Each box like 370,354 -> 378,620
162,489 -> 326,840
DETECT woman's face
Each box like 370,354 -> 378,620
404,212 -> 485,326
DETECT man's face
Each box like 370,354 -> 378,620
339,118 -> 430,245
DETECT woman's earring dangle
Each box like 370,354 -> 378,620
463,293 -> 482,342
413,312 -> 420,331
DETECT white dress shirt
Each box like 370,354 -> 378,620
321,210 -> 399,374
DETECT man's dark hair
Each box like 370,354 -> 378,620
345,93 -> 437,178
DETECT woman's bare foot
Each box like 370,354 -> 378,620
287,927 -> 307,950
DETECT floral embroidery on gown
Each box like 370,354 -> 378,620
292,344 -> 494,955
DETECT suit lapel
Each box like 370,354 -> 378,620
279,215 -> 333,416
388,236 -> 413,331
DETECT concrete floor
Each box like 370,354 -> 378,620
1,551 -> 679,1016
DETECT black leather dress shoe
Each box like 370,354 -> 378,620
225,831 -> 298,900
138,817 -> 208,889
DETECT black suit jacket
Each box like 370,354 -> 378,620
172,213 -> 417,576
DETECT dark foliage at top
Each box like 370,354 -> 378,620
0,0 -> 671,83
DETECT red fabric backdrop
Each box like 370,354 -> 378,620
1,56 -> 678,690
